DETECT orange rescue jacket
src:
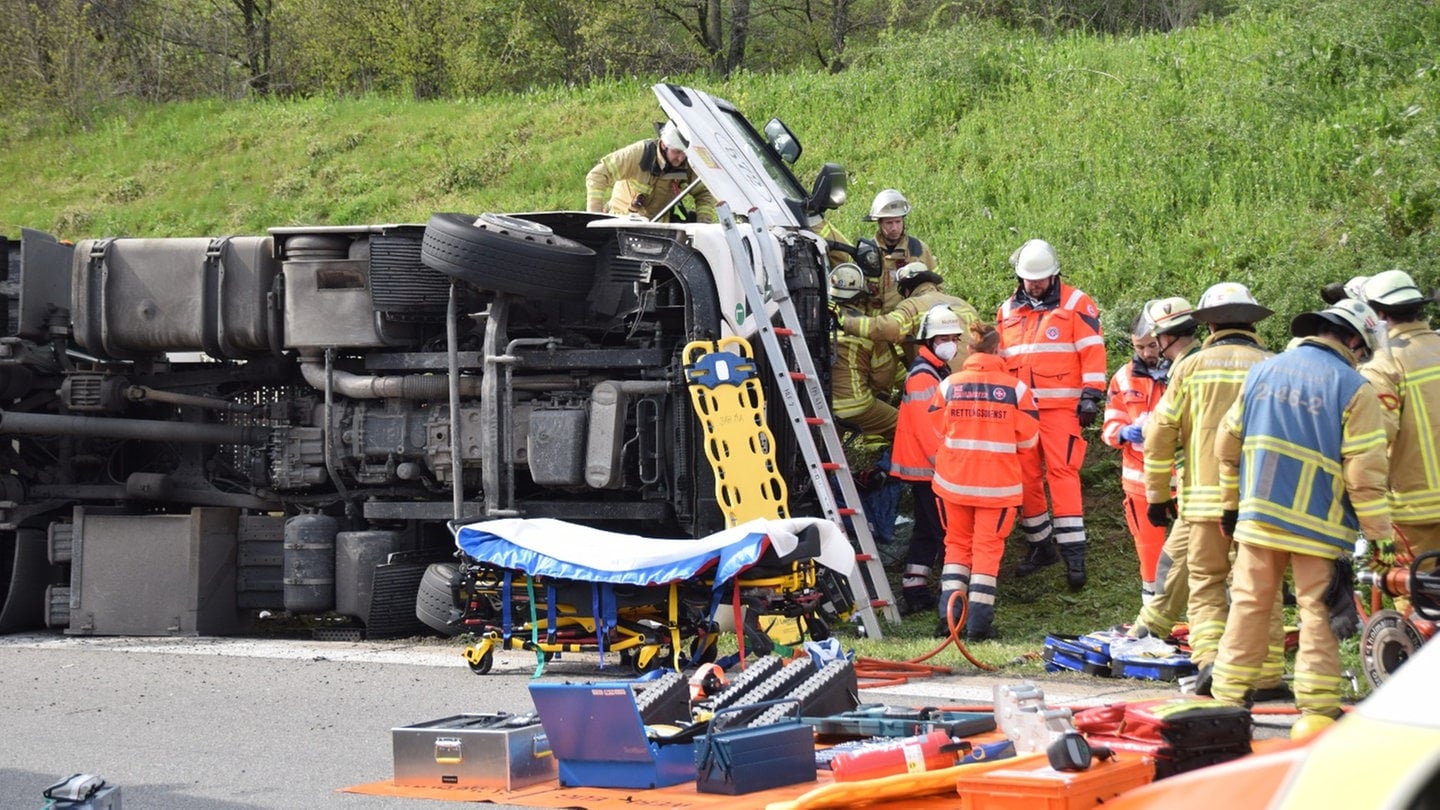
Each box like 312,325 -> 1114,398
929,353 -> 1041,506
996,281 -> 1106,410
891,345 -> 948,481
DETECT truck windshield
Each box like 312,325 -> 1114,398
717,107 -> 809,203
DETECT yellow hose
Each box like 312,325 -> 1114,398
765,752 -> 1046,810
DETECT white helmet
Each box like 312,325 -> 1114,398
828,263 -> 866,301
895,261 -> 933,284
917,305 -> 964,340
1291,298 -> 1383,353
658,120 -> 688,151
1009,239 -> 1059,281
1192,282 -> 1272,324
1363,268 -> 1427,308
1139,297 -> 1196,337
864,189 -> 912,221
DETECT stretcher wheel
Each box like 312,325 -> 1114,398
630,645 -> 671,675
806,615 -> 830,642
467,649 -> 494,675
688,634 -> 718,666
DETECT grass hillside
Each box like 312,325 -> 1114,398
1,0 -> 1434,680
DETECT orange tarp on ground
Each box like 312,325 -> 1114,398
340,773 -> 965,808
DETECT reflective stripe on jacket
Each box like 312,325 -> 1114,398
929,353 -> 1040,506
891,346 -> 947,481
1144,329 -> 1269,520
1102,358 -> 1167,495
1360,320 -> 1440,524
1217,336 -> 1391,557
997,281 -> 1106,410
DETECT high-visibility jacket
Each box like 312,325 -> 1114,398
831,323 -> 899,420
996,281 -> 1106,411
585,139 -> 718,223
1101,356 -> 1168,496
891,346 -> 948,481
1217,336 -> 1391,558
1144,329 -> 1270,520
872,233 -> 936,312
1360,320 -> 1440,525
841,281 -> 980,371
929,352 -> 1040,506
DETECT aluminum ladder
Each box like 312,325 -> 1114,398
716,202 -> 902,638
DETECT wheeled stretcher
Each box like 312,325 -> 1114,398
450,516 -> 856,675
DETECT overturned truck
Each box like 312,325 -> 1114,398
0,84 -> 857,639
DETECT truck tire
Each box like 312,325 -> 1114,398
421,212 -> 597,300
415,562 -> 463,637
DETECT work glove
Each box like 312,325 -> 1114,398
1077,390 -> 1103,429
1321,557 -> 1361,640
1221,509 -> 1238,538
1119,424 -> 1144,445
1146,500 -> 1178,528
1367,537 -> 1398,571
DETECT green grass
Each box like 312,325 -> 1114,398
0,0 -> 1427,689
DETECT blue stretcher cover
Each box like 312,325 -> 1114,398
454,516 -> 853,587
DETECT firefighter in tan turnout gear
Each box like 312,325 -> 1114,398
862,189 -> 937,312
585,120 -> 718,223
1212,298 -> 1393,721
828,263 -> 899,439
1359,269 -> 1440,557
840,261 -> 979,369
1143,282 -> 1288,699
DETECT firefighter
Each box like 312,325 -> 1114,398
1143,282 -> 1286,698
839,261 -> 979,369
1126,297 -> 1200,640
890,305 -> 966,614
1102,306 -> 1172,601
930,320 -> 1041,639
1360,269 -> 1440,556
828,263 -> 899,440
1212,299 -> 1392,721
584,120 -> 718,223
862,189 -> 937,312
996,239 -> 1106,589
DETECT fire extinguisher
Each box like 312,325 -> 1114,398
829,730 -> 955,782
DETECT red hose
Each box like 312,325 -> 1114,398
853,591 -> 1006,688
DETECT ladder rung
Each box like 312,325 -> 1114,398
820,462 -> 840,471
837,507 -> 857,516
775,327 -> 795,337
787,371 -> 808,381
869,599 -> 890,608
804,417 -> 826,426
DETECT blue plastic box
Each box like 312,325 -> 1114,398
529,681 -> 697,789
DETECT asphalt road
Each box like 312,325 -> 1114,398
0,632 -> 1292,809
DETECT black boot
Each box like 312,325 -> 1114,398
1060,543 -> 1087,590
901,587 -> 937,616
964,603 -> 999,641
1015,539 -> 1059,577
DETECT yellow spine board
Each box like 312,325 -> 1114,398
683,336 -> 790,526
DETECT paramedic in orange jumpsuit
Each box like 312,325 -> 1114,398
1102,308 -> 1170,601
889,305 -> 968,615
930,321 -> 1041,640
996,239 -> 1106,589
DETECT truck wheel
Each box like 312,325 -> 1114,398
421,212 -> 597,300
416,562 -> 463,637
